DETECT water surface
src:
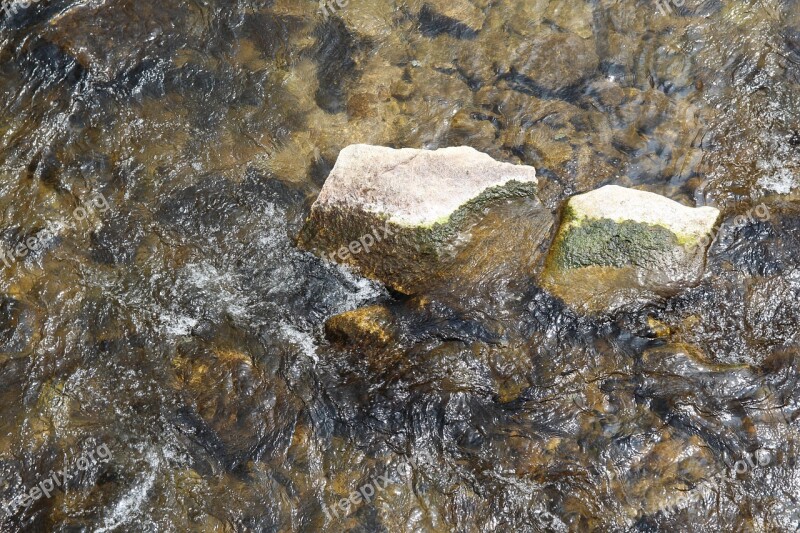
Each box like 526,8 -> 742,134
0,0 -> 799,531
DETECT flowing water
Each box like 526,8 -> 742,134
0,0 -> 799,531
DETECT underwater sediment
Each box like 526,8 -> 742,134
0,0 -> 799,531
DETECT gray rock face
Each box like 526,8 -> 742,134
298,144 -> 549,295
540,185 -> 721,313
310,145 -> 538,227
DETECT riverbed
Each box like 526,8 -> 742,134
0,0 -> 799,531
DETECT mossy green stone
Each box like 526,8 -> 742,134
541,185 -> 721,313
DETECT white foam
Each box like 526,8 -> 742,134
279,322 -> 320,362
333,263 -> 385,312
95,445 -> 159,532
757,158 -> 797,194
159,313 -> 198,336
184,263 -> 248,318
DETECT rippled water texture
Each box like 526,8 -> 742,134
0,0 -> 799,531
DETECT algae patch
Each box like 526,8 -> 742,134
551,218 -> 678,270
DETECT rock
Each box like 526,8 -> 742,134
298,144 -> 545,294
336,0 -> 396,40
445,109 -> 499,155
325,305 -> 398,350
323,305 -> 416,369
543,0 -> 594,39
418,0 -> 486,38
540,185 -> 720,313
486,0 -> 549,38
633,89 -> 674,133
510,32 -> 599,94
390,79 -> 415,101
584,80 -> 626,110
171,340 -> 300,469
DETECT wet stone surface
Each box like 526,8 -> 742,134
541,185 -> 720,314
299,144 -> 550,296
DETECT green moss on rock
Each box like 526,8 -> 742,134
551,218 -> 678,270
540,186 -> 720,314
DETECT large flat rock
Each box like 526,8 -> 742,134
540,185 -> 720,313
298,144 -> 549,295
311,145 -> 538,227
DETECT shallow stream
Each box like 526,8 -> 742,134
0,0 -> 799,531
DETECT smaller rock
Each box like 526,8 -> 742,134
324,305 -> 411,369
585,80 -> 626,110
646,316 -> 672,338
540,185 -> 720,313
446,109 -> 499,155
336,0 -> 395,40
543,0 -> 594,39
346,93 -> 379,119
390,79 -> 415,101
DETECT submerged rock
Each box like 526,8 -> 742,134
417,0 -> 486,38
298,144 -> 546,294
325,305 -> 398,350
510,32 -> 599,94
540,185 -> 720,313
323,304 -> 413,370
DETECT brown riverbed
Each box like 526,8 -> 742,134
0,0 -> 799,531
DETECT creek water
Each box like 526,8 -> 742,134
0,0 -> 799,531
